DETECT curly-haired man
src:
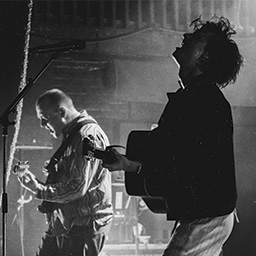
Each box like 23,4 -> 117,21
104,16 -> 243,256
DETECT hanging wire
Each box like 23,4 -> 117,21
6,0 -> 34,187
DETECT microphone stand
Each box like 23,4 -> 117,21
0,52 -> 58,256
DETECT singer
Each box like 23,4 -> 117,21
103,16 -> 243,256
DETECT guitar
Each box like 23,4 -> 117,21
83,135 -> 118,165
83,131 -> 167,214
13,161 -> 70,235
125,130 -> 166,214
13,161 -> 35,181
13,159 -> 59,220
37,158 -> 59,215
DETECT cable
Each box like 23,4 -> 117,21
6,0 -> 33,186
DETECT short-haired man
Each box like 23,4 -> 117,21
17,89 -> 113,256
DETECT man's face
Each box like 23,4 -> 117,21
172,29 -> 208,75
36,103 -> 64,138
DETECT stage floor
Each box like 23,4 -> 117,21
101,243 -> 167,256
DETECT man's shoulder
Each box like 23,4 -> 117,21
78,117 -> 110,146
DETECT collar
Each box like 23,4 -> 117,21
62,110 -> 90,138
167,74 -> 216,100
185,74 -> 216,90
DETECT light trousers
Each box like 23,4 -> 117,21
163,212 -> 235,256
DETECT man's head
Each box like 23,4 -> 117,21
173,16 -> 243,88
35,89 -> 80,138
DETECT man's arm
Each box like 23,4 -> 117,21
102,148 -> 141,173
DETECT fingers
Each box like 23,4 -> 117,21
102,153 -> 127,172
18,175 -> 31,184
17,175 -> 37,194
44,160 -> 50,167
105,148 -> 120,156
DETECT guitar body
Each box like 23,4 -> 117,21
125,130 -> 167,214
125,130 -> 150,197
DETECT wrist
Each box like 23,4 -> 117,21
136,162 -> 142,174
127,161 -> 142,173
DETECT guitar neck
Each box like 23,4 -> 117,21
83,137 -> 117,164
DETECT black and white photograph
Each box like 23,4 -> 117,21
0,1 -> 256,255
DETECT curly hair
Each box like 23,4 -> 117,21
191,16 -> 243,88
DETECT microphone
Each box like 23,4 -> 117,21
29,39 -> 86,54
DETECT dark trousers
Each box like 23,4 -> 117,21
36,222 -> 110,256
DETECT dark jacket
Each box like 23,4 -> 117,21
142,74 -> 237,220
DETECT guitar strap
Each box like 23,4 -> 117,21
46,118 -> 97,170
